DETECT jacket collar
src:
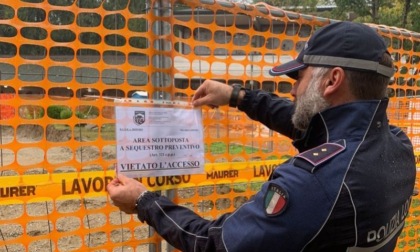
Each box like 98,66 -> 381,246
293,99 -> 389,152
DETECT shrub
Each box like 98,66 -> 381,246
47,105 -> 72,119
60,109 -> 72,119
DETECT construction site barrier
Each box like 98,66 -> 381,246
0,0 -> 419,251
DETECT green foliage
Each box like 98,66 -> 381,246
103,14 -> 126,30
49,0 -> 74,6
407,4 -> 420,32
207,142 -> 290,158
230,143 -> 277,155
412,210 -> 420,217
209,142 -> 227,155
266,155 -> 280,160
128,18 -> 147,32
129,37 -> 148,49
102,0 -> 128,11
77,0 -> 102,8
372,1 -> 404,28
0,4 -> 15,19
255,0 -> 420,32
408,228 -> 416,237
397,239 -> 406,248
250,181 -> 263,191
47,105 -> 72,119
75,111 -> 84,119
36,108 -> 45,119
128,0 -> 149,14
75,106 -> 99,119
337,0 -> 420,32
76,12 -> 101,27
17,7 -> 46,22
256,0 -> 318,11
233,183 -> 248,192
20,106 -> 45,119
59,109 -> 72,119
47,106 -> 62,119
412,199 -> 420,208
0,24 -> 17,37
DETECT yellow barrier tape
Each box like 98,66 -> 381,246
0,159 -> 286,204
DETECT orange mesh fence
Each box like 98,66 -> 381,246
0,0 -> 419,251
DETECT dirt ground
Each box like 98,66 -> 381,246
0,199 -> 154,252
0,124 -> 242,251
0,124 -> 148,251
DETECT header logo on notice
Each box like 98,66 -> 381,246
134,111 -> 145,126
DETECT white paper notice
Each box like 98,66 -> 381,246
115,105 -> 204,178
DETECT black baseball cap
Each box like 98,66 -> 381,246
269,21 -> 394,79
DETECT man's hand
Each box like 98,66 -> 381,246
192,79 -> 233,108
107,174 -> 147,214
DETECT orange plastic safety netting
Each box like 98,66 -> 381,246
0,0 -> 419,251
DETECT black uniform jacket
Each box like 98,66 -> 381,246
136,89 -> 416,252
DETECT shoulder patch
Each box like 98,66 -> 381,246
264,183 -> 288,216
294,140 -> 346,173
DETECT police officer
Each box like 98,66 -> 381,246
107,21 -> 416,251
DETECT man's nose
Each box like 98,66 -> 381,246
290,82 -> 297,97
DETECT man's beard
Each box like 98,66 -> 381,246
292,72 -> 330,131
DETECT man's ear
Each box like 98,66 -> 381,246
323,67 -> 346,97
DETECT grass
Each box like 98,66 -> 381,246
207,142 -> 275,155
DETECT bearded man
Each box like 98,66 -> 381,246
107,21 -> 416,252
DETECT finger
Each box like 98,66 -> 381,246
193,95 -> 218,107
106,181 -> 119,194
106,178 -> 120,192
106,186 -> 116,196
109,177 -> 121,185
116,174 -> 130,184
192,86 -> 206,103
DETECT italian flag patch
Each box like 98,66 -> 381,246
264,183 -> 288,216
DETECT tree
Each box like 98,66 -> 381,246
403,0 -> 420,31
402,0 -> 411,28
253,0 -> 318,12
408,2 -> 420,31
332,0 -> 394,23
254,0 -> 420,32
353,0 -> 420,32
373,0 -> 420,30
376,1 -> 405,27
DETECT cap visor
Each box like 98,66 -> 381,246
269,60 -> 306,79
